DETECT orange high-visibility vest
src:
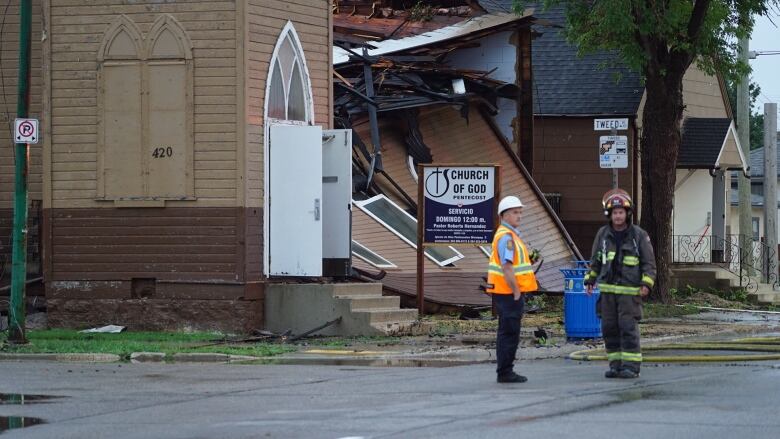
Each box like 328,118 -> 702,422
486,225 -> 538,294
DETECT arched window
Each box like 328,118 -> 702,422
266,23 -> 313,123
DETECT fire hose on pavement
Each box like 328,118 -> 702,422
568,337 -> 780,362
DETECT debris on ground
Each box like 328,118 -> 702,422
79,325 -> 126,334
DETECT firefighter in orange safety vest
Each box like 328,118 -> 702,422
486,195 -> 540,383
584,189 -> 656,379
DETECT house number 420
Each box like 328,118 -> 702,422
152,147 -> 173,158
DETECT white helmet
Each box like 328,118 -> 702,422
498,196 -> 523,215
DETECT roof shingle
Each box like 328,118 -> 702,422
678,118 -> 732,168
482,1 -> 644,115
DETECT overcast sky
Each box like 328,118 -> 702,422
750,12 -> 780,117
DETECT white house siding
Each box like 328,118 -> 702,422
674,169 -> 716,237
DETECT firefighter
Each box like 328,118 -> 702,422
486,196 -> 540,383
584,189 -> 656,379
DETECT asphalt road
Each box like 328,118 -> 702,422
1,359 -> 780,438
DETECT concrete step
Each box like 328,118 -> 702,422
348,296 -> 400,311
266,283 -> 415,336
361,308 -> 419,324
331,282 -> 383,298
748,291 -> 780,305
370,320 -> 418,335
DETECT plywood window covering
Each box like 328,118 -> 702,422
97,15 -> 194,202
267,27 -> 312,123
353,195 -> 464,267
352,240 -> 397,269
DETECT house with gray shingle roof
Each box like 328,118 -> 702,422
675,118 -> 747,263
728,140 -> 780,241
475,1 -> 746,256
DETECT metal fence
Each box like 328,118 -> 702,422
672,234 -> 779,292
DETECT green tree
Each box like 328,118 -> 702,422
516,0 -> 775,303
726,79 -> 765,150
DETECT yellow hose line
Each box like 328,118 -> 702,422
568,351 -> 780,363
568,340 -> 780,362
729,337 -> 780,344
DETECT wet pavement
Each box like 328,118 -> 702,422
1,355 -> 780,438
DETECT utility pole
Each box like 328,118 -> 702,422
764,103 -> 778,283
9,0 -> 32,344
611,127 -> 618,189
737,34 -> 753,277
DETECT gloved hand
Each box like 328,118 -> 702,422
529,249 -> 540,264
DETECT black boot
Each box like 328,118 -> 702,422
617,368 -> 640,379
605,360 -> 622,378
497,372 -> 528,383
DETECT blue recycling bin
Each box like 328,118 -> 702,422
561,261 -> 602,339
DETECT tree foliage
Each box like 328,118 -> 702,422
516,0 -> 773,80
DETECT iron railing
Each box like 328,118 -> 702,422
672,234 -> 779,293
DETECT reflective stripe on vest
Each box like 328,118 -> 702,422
623,255 -> 639,266
598,283 -> 641,295
486,226 -> 538,294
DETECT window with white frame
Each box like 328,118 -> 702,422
353,195 -> 464,266
352,240 -> 397,269
267,26 -> 311,123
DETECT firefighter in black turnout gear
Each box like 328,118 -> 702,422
584,189 -> 656,379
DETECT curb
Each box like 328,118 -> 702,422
171,353 -> 262,363
130,352 -> 166,362
0,353 -> 121,362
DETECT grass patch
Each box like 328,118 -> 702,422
0,330 -> 294,359
307,335 -> 401,347
643,303 -> 700,319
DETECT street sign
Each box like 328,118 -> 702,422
14,118 -> 39,144
422,165 -> 498,245
594,118 -> 629,131
599,135 -> 628,169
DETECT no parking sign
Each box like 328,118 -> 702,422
14,118 -> 39,144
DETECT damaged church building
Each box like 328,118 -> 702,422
1,0 -> 581,334
333,3 -> 581,310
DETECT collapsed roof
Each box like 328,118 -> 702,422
333,6 -> 582,305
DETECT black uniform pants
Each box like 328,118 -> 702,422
598,293 -> 642,372
494,294 -> 524,377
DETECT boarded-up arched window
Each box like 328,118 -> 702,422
97,15 -> 144,199
97,15 -> 193,202
145,15 -> 193,199
266,24 -> 313,123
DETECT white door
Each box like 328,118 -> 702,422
269,124 -> 323,276
322,129 -> 352,262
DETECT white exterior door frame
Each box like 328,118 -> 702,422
263,22 -> 316,276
